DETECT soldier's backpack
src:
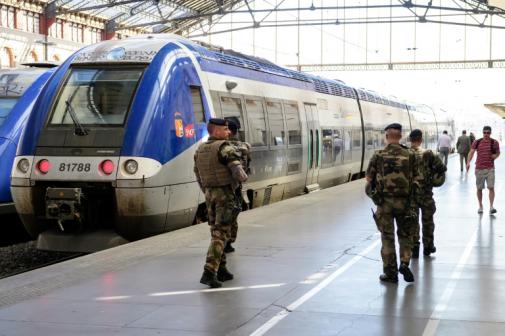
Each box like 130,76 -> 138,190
423,150 -> 446,187
376,146 -> 415,197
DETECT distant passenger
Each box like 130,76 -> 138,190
194,118 -> 248,288
409,129 -> 446,258
456,130 -> 472,172
224,118 -> 251,253
466,126 -> 500,214
365,123 -> 418,283
437,130 -> 452,166
469,132 -> 476,145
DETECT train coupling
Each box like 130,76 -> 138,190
45,188 -> 83,227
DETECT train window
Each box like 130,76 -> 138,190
321,129 -> 333,168
284,102 -> 301,145
352,129 -> 361,148
374,131 -> 380,148
266,101 -> 285,146
220,96 -> 245,141
333,129 -> 343,164
366,130 -> 373,147
343,129 -> 352,162
190,87 -> 205,123
0,98 -> 18,126
245,98 -> 267,147
49,67 -> 144,126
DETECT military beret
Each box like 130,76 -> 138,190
225,117 -> 241,134
385,123 -> 402,131
208,118 -> 227,126
409,129 -> 423,139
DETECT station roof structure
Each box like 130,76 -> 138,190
50,0 -> 505,36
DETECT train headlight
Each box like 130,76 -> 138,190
124,159 -> 138,175
17,159 -> 30,173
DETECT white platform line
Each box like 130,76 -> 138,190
250,239 -> 381,336
422,228 -> 479,336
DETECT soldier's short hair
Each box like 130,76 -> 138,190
225,117 -> 241,135
483,125 -> 492,132
386,128 -> 402,139
207,118 -> 228,134
409,129 -> 423,141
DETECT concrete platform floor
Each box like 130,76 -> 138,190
0,154 -> 504,335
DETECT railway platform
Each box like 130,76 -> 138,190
0,155 -> 504,335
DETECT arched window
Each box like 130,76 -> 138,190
29,50 -> 38,62
2,47 -> 15,68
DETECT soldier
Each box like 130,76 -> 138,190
365,123 -> 418,283
223,118 -> 251,253
408,129 -> 446,258
194,118 -> 248,288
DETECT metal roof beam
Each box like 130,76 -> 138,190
59,0 -> 147,14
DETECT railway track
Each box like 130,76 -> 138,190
0,241 -> 84,279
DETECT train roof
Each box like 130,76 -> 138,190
72,34 -> 407,109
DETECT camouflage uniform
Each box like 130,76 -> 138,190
194,136 -> 247,274
366,143 -> 418,277
411,146 -> 445,250
228,134 -> 251,244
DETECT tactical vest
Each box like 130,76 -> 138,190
376,144 -> 415,198
195,140 -> 234,187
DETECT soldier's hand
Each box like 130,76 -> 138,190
466,162 -> 470,171
229,162 -> 248,182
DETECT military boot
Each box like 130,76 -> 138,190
412,243 -> 420,259
379,273 -> 398,283
379,266 -> 398,283
217,266 -> 234,282
423,244 -> 437,257
399,263 -> 415,282
224,241 -> 235,253
200,269 -> 222,288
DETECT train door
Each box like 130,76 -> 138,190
304,103 -> 320,189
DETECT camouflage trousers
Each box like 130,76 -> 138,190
203,186 -> 235,274
413,196 -> 436,248
375,198 -> 416,275
230,186 -> 243,243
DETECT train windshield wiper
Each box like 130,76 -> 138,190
65,100 -> 88,136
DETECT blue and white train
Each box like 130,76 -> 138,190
11,34 -> 453,252
0,66 -> 56,216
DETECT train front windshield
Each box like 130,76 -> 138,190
48,67 -> 144,127
0,98 -> 18,126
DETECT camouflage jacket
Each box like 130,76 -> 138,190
366,143 -> 419,199
229,134 -> 252,173
411,146 -> 446,194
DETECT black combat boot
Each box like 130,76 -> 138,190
200,269 -> 222,288
224,241 -> 235,253
379,273 -> 399,283
399,263 -> 415,282
423,245 -> 437,257
412,244 -> 420,259
217,266 -> 234,282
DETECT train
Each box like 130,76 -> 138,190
10,34 -> 454,252
0,65 -> 56,215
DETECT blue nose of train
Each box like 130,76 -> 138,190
0,137 -> 17,203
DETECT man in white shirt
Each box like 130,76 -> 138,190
437,130 -> 452,166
